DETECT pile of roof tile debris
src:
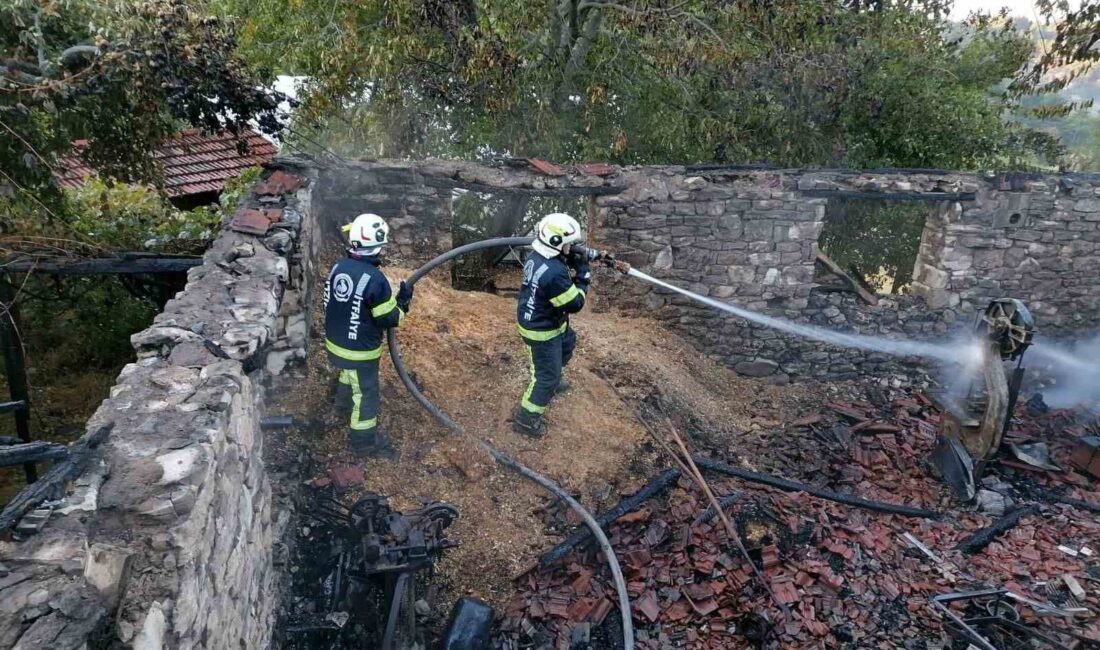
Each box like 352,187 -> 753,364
497,393 -> 1100,649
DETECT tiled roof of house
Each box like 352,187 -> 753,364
54,128 -> 277,198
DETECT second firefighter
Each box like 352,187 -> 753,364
513,213 -> 593,437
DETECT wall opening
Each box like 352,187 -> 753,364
816,198 -> 934,295
450,190 -> 586,292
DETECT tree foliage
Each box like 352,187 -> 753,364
1010,0 -> 1100,116
0,0 -> 284,216
222,0 -> 1063,169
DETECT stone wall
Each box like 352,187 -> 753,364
592,167 -> 1100,381
311,160 -> 454,265
0,161 -> 316,649
911,173 -> 1100,335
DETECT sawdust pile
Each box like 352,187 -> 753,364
273,263 -> 820,605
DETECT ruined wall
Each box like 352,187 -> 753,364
594,167 -> 1100,382
302,159 -> 1100,383
911,173 -> 1100,334
0,161 -> 317,649
312,160 -> 453,265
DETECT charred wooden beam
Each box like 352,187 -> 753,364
801,189 -> 976,202
0,441 -> 67,468
692,456 -> 940,519
0,274 -> 34,482
955,504 -> 1040,555
0,255 -> 202,275
538,468 -> 681,568
0,423 -> 112,534
814,249 -> 879,306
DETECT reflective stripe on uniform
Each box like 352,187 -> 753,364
326,338 -> 383,361
549,284 -> 582,307
520,346 -> 547,414
516,321 -> 568,342
341,368 -> 378,430
371,295 -> 398,318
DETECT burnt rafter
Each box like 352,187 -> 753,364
0,253 -> 202,275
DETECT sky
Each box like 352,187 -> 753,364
949,0 -> 1078,20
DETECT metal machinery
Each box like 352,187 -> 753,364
931,589 -> 1091,649
284,492 -> 459,650
933,299 -> 1036,500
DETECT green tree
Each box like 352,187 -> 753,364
219,0 -> 1060,169
0,0 -> 283,218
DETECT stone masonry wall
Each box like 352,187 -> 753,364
302,159 -> 1099,383
312,160 -> 453,265
0,161 -> 316,649
593,167 -> 1100,381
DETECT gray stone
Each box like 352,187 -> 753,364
653,246 -> 674,271
84,544 -> 133,608
734,359 -> 779,377
133,601 -> 166,650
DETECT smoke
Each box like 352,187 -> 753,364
627,268 -> 982,365
1028,334 -> 1100,411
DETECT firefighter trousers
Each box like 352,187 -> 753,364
334,361 -> 380,432
520,326 -> 576,416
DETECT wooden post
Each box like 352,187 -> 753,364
0,273 -> 35,483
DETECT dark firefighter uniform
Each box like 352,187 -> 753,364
516,250 -> 590,421
323,253 -> 405,441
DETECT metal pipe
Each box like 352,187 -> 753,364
385,237 -> 634,648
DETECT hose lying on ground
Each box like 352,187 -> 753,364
386,236 -> 635,649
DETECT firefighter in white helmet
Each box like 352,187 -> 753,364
323,213 -> 413,457
513,213 -> 592,437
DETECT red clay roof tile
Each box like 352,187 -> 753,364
54,128 -> 277,198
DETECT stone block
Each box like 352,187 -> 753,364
133,601 -> 166,650
734,359 -> 779,377
727,266 -> 756,284
84,544 -> 133,608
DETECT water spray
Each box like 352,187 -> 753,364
623,266 -> 980,364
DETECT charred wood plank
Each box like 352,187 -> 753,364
0,441 -> 67,467
692,456 -> 940,519
1036,491 -> 1100,515
814,249 -> 879,306
801,189 -> 976,202
0,423 -> 112,533
955,505 -> 1040,555
693,491 -> 742,526
0,255 -> 201,275
538,468 -> 681,568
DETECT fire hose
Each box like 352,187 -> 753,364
385,236 -> 635,649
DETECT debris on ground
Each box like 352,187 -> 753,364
269,247 -> 1099,647
498,395 -> 1100,648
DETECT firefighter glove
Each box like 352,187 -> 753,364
397,281 -> 414,313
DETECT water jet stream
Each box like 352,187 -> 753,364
627,267 -> 978,364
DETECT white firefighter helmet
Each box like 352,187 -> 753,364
344,213 -> 389,254
533,212 -> 583,258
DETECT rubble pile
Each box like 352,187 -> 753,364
498,394 -> 1100,648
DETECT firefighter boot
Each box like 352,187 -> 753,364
512,408 -> 546,438
555,377 -> 571,395
348,428 -> 398,459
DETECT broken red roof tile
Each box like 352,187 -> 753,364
573,163 -> 616,176
526,158 -> 564,176
664,599 -> 691,622
634,592 -> 660,623
566,597 -> 596,621
326,464 -> 364,489
253,170 -> 304,196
